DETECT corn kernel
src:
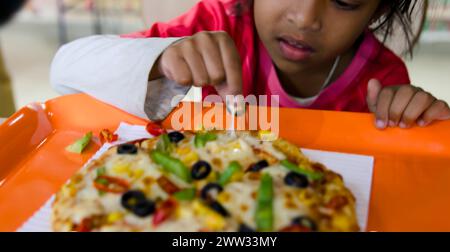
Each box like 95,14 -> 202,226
258,130 -> 277,141
112,163 -> 130,174
176,147 -> 191,156
130,169 -> 145,180
176,147 -> 199,165
228,140 -> 241,150
297,190 -> 315,206
204,214 -> 226,230
332,214 -> 351,231
192,200 -> 226,230
67,183 -> 77,197
217,192 -> 231,204
193,200 -> 209,215
107,212 -> 124,224
62,183 -> 77,197
206,171 -> 219,182
183,152 -> 199,166
175,206 -> 194,219
230,171 -> 244,182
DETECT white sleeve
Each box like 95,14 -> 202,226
50,35 -> 194,121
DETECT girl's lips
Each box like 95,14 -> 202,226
277,37 -> 315,62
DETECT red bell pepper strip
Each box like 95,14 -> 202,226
152,198 -> 178,227
99,129 -> 118,144
74,217 -> 93,232
279,224 -> 312,232
94,175 -> 130,194
157,176 -> 181,195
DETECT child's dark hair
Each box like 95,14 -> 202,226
0,0 -> 27,26
373,0 -> 425,57
232,0 -> 425,57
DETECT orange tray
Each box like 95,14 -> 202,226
0,94 -> 449,232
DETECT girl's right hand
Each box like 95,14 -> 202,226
152,31 -> 243,99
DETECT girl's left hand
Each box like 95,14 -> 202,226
366,79 -> 450,129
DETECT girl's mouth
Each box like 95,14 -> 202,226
277,36 -> 316,62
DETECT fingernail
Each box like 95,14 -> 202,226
389,120 -> 396,127
399,122 -> 407,129
418,120 -> 426,127
376,120 -> 386,129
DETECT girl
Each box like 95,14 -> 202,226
51,0 -> 450,129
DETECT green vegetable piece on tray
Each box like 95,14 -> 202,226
66,132 -> 93,154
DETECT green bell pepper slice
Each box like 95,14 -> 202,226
255,173 -> 273,232
218,161 -> 242,186
173,188 -> 196,201
151,150 -> 192,183
280,160 -> 323,181
156,134 -> 173,153
194,132 -> 218,148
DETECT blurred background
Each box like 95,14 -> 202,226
0,0 -> 449,117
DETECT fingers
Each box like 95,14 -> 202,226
214,32 -> 243,97
195,32 -> 226,86
366,79 -> 382,113
418,100 -> 450,127
387,85 -> 418,127
159,49 -> 193,86
373,86 -> 395,129
158,31 -> 243,99
400,91 -> 435,128
180,39 -> 210,86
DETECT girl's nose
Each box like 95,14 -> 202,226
287,0 -> 323,32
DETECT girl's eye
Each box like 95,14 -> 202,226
332,0 -> 360,10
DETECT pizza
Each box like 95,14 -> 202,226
52,129 -> 359,232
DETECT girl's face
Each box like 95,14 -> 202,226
254,0 -> 382,75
